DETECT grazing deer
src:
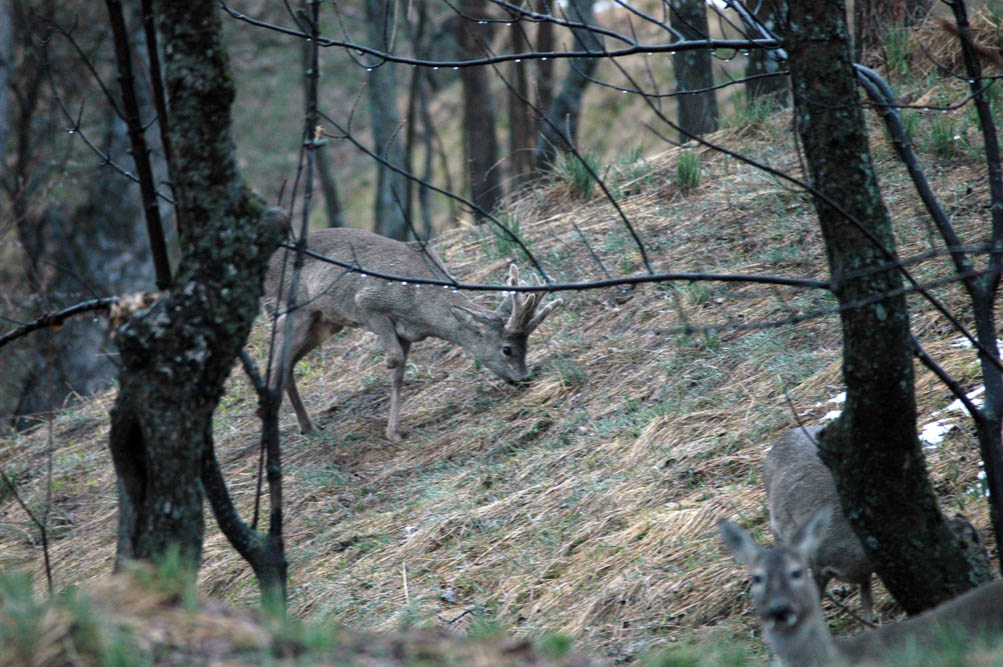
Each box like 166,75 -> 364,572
718,511 -> 1003,665
264,227 -> 562,441
765,426 -> 873,622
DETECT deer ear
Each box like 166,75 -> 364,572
718,519 -> 761,567
451,306 -> 495,334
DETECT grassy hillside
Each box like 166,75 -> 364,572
3,8 -> 1003,665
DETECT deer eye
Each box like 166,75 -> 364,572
790,568 -> 803,580
502,345 -> 513,357
751,574 -> 763,585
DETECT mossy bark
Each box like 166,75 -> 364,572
108,1 -> 282,569
786,0 -> 985,613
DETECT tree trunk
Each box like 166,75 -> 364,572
854,0 -> 933,63
786,0 -> 985,613
535,0 -> 601,167
458,0 -> 502,220
507,12 -> 535,188
670,0 -> 719,140
535,0 -> 554,153
744,0 -> 788,106
365,0 -> 409,239
108,0 -> 283,567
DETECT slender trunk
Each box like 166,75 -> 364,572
299,19 -> 344,228
535,0 -> 554,149
508,13 -> 535,187
366,0 -> 409,239
535,0 -> 601,167
670,0 -> 719,140
744,0 -> 788,106
458,0 -> 502,220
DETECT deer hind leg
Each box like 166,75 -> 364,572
385,339 -> 411,442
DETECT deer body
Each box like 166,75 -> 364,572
765,426 -> 873,621
719,511 -> 1003,665
264,227 -> 562,441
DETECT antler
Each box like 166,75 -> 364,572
498,264 -> 563,334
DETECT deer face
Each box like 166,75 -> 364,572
450,307 -> 532,383
749,548 -> 820,636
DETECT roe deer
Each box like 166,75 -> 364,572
765,425 -> 873,621
718,511 -> 1003,665
264,227 -> 562,441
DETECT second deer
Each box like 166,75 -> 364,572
264,227 -> 563,441
765,425 -> 873,621
718,510 -> 1003,665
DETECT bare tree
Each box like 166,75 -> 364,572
507,3 -> 536,187
298,7 -> 344,229
108,0 -> 283,580
744,0 -> 788,106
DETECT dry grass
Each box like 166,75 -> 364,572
2,27 -> 1002,664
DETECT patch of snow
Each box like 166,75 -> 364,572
919,419 -> 957,448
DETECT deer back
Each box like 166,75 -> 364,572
765,426 -> 871,588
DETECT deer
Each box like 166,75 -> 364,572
718,510 -> 1003,665
263,227 -> 563,442
765,425 -> 874,622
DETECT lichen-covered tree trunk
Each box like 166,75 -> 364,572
108,0 -> 282,567
670,0 -> 719,140
786,0 -> 985,613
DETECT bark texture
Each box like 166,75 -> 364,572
786,0 -> 986,613
108,0 -> 282,566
